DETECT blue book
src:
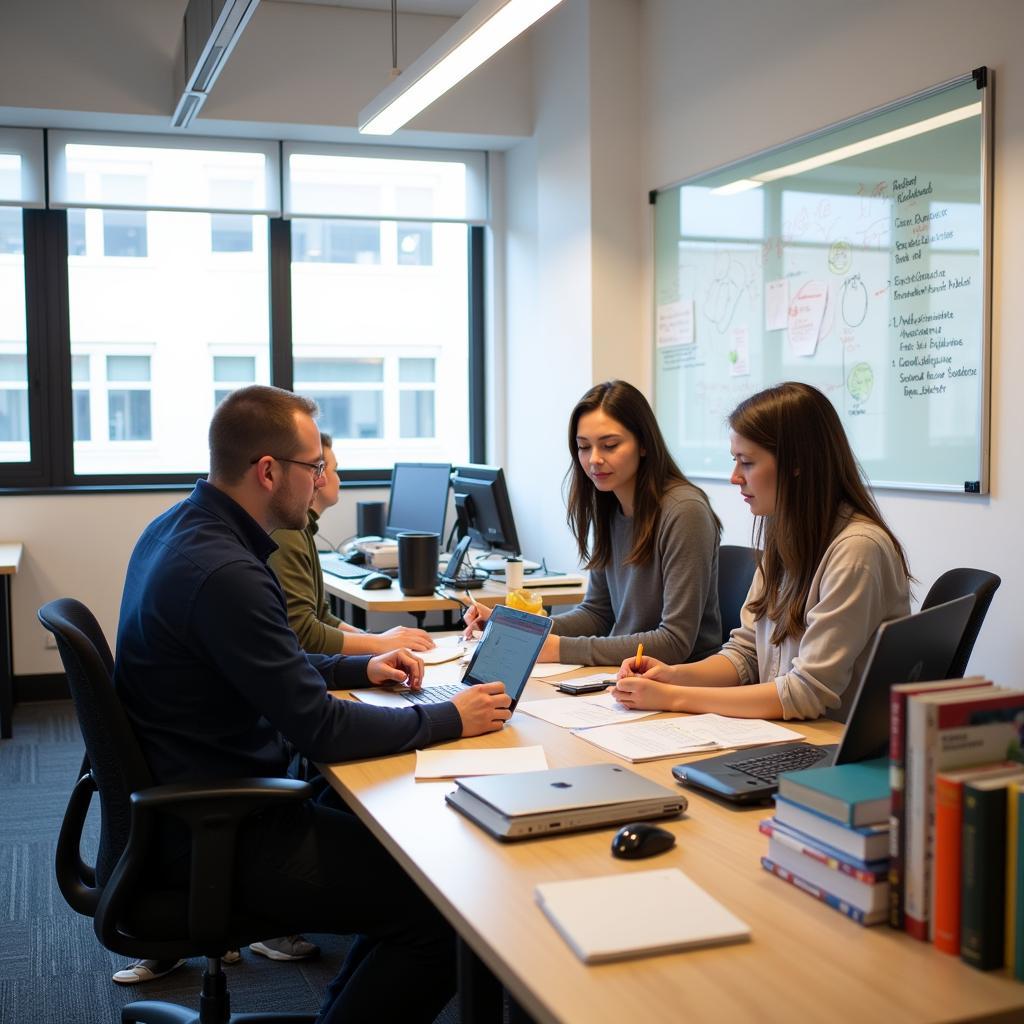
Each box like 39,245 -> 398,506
761,857 -> 887,926
777,757 -> 890,826
773,797 -> 890,862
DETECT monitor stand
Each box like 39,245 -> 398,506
474,552 -> 541,573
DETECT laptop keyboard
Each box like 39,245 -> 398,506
727,744 -> 829,784
403,684 -> 465,705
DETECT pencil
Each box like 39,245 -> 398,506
633,641 -> 643,673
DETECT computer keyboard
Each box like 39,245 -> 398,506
726,744 -> 829,784
319,553 -> 371,581
403,683 -> 466,705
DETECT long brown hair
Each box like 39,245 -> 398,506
730,382 -> 911,644
565,380 -> 720,570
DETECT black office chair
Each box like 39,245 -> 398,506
920,568 -> 1001,677
38,598 -> 316,1024
717,545 -> 758,644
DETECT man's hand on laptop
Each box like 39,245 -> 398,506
368,649 -> 425,690
452,682 -> 512,736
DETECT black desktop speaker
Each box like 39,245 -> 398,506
357,500 -> 386,538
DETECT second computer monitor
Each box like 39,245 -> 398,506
451,464 -> 521,557
385,463 -> 452,540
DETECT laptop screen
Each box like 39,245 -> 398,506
463,605 -> 552,708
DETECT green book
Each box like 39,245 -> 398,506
777,758 -> 890,826
961,776 -> 1010,971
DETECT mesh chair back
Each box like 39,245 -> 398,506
920,568 -> 1001,677
38,598 -> 154,887
718,545 -> 758,645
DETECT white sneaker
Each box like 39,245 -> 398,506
249,935 -> 319,961
112,958 -> 186,985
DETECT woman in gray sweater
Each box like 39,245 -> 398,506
612,382 -> 912,720
465,380 -> 722,666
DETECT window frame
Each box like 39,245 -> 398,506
0,207 -> 486,492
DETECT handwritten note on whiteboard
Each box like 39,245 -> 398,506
657,300 -> 695,348
765,278 -> 789,331
787,280 -> 828,356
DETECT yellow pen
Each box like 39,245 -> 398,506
633,642 -> 643,674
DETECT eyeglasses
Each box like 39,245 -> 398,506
250,455 -> 326,478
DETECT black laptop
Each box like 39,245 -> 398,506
672,594 -> 977,803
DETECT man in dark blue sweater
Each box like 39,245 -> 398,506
115,385 -> 510,1023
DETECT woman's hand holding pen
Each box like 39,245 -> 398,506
614,653 -> 679,684
461,598 -> 492,638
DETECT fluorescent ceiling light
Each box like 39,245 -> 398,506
711,102 -> 981,195
359,0 -> 564,136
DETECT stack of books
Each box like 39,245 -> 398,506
760,758 -> 890,925
887,676 -> 1024,972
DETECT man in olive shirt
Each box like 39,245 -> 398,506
268,433 -> 434,655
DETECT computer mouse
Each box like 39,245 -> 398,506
360,572 -> 393,590
611,822 -> 676,860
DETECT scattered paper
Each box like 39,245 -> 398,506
765,278 -> 789,331
518,691 -> 659,730
656,300 -> 695,348
787,280 -> 828,356
419,635 -> 470,666
529,663 -> 583,680
574,714 -> 804,763
728,326 -> 750,377
414,744 -> 548,780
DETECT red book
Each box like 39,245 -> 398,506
932,763 -> 1023,954
887,678 -> 992,929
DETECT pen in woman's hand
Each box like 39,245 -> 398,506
633,641 -> 644,674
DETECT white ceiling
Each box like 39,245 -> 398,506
270,0 -> 476,15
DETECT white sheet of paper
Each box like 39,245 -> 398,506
765,278 -> 789,330
656,300 -> 695,348
517,692 -> 659,730
419,635 -> 469,665
574,714 -> 804,762
414,745 -> 548,780
529,663 -> 583,680
728,326 -> 750,377
787,280 -> 828,356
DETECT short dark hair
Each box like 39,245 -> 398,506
209,385 -> 319,484
320,431 -> 333,449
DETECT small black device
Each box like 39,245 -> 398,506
360,572 -> 393,590
611,822 -> 677,860
438,535 -> 485,590
557,678 -> 613,696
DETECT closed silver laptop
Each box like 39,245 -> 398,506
446,763 -> 686,841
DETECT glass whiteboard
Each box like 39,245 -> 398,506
653,72 -> 992,493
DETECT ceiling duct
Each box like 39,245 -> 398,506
172,0 -> 261,129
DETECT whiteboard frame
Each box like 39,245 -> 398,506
653,69 -> 994,495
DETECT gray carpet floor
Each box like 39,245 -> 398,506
0,700 -> 460,1024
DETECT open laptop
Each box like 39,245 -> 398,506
353,603 -> 552,711
446,763 -> 687,840
672,594 -> 977,803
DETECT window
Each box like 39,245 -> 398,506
397,223 -> 432,266
211,213 -> 253,253
399,357 -> 436,438
67,209 -> 87,255
0,353 -> 29,443
106,355 -> 151,441
71,354 -> 91,441
102,209 -> 147,257
292,219 -> 380,264
0,204 -> 29,464
294,358 -> 385,440
0,207 -> 23,255
213,354 -> 257,405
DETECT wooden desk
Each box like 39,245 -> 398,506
0,542 -> 23,739
322,573 -> 585,630
321,673 -> 1024,1024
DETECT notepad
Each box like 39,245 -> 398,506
419,635 -> 472,666
529,663 -> 583,680
574,714 -> 803,763
535,868 -> 751,963
517,692 -> 659,729
414,745 -> 548,780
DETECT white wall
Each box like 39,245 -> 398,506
639,0 -> 1024,683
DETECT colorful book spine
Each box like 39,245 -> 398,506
761,857 -> 886,926
758,819 -> 886,885
1014,785 -> 1024,981
961,780 -> 1009,970
1008,782 -> 1020,972
888,678 -> 990,931
933,772 -> 970,954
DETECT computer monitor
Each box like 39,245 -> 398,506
384,463 -> 452,540
450,464 -> 522,557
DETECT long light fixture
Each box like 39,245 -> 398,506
359,0 -> 564,136
710,102 -> 982,195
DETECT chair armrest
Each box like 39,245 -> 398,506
55,771 -> 100,915
96,777 -> 312,956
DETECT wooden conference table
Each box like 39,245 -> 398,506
321,670 -> 1024,1024
322,572 -> 586,631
